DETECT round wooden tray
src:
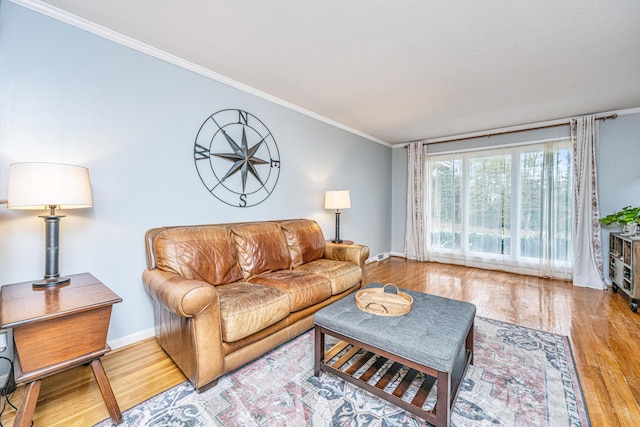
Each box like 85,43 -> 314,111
355,284 -> 413,316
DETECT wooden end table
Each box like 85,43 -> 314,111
0,273 -> 123,426
326,239 -> 354,245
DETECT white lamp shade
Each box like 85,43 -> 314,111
7,162 -> 93,210
324,190 -> 351,210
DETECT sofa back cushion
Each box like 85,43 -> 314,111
280,219 -> 325,267
231,222 -> 291,278
154,226 -> 243,285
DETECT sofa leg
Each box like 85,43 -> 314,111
196,379 -> 218,393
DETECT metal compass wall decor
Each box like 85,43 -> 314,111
194,109 -> 281,207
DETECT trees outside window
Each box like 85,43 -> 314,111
426,139 -> 573,279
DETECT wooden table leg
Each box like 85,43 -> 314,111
314,326 -> 327,377
90,358 -> 123,425
436,370 -> 451,427
467,319 -> 475,365
14,380 -> 41,427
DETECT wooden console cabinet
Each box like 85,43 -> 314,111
608,233 -> 640,312
0,273 -> 123,426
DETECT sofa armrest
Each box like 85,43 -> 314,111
142,268 -> 225,390
323,243 -> 370,284
142,268 -> 219,317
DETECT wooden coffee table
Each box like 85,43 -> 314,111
314,283 -> 475,426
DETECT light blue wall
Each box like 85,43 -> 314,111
391,111 -> 640,281
0,1 -> 392,346
598,112 -> 640,279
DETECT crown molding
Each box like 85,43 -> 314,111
602,106 -> 640,117
10,0 -> 392,148
394,106 -> 640,149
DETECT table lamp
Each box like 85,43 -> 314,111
324,190 -> 350,243
7,162 -> 93,287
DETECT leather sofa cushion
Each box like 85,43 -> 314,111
295,259 -> 363,295
231,222 -> 291,279
216,282 -> 290,343
154,226 -> 243,285
280,219 -> 325,267
249,270 -> 332,312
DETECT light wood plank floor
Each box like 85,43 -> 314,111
1,258 -> 639,426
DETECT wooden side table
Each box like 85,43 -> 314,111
326,239 -> 354,245
0,273 -> 123,426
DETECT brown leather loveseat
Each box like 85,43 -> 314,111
142,219 -> 369,391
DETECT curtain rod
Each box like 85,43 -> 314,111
408,114 -> 618,147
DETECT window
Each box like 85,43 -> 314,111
426,139 -> 573,279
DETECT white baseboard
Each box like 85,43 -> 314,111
366,252 -> 389,264
107,327 -> 155,350
366,252 -> 406,264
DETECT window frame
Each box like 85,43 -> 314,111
426,138 -> 573,278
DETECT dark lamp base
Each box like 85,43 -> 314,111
33,276 -> 71,288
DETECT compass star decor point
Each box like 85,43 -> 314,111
193,109 -> 281,207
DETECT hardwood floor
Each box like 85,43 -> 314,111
1,258 -> 639,426
368,258 -> 640,427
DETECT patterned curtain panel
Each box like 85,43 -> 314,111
571,115 -> 605,289
404,142 -> 427,261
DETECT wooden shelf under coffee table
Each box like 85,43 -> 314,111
314,283 -> 476,426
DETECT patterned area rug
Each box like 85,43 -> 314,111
95,317 -> 590,426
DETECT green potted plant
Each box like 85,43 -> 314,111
600,205 -> 640,235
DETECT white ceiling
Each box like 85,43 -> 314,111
17,0 -> 640,145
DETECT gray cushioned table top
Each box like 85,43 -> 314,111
315,283 -> 476,373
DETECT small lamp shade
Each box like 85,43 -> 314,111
7,162 -> 93,210
325,190 -> 350,243
324,190 -> 351,210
